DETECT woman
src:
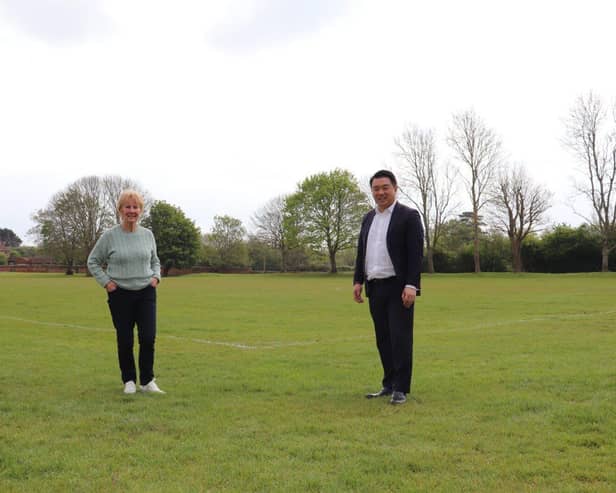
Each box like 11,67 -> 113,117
87,190 -> 164,394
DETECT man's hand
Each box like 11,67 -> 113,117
353,283 -> 364,303
401,286 -> 416,308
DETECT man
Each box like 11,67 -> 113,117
353,170 -> 423,405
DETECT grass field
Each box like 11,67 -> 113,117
0,272 -> 615,492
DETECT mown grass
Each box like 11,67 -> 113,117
0,272 -> 614,492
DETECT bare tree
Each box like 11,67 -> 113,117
72,176 -> 114,258
102,175 -> 152,223
565,92 -> 616,271
448,109 -> 502,273
251,195 -> 289,272
357,174 -> 375,208
491,164 -> 552,272
30,176 -> 151,273
395,125 -> 457,273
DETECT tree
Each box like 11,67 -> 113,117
0,228 -> 22,247
538,224 -> 601,273
31,175 -> 151,274
73,176 -> 114,259
448,110 -> 502,273
439,215 -> 476,252
564,92 -> 616,271
395,125 -> 457,273
204,215 -> 249,270
31,191 -> 85,274
251,195 -> 289,271
31,177 -> 114,274
434,214 -> 477,272
247,235 -> 281,272
143,201 -> 201,276
101,175 -> 153,223
491,164 -> 552,272
285,169 -> 369,273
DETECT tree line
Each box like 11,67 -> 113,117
3,92 -> 615,275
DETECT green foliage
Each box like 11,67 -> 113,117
199,242 -> 220,268
10,245 -> 39,257
0,228 -> 22,247
519,234 -> 545,272
143,201 -> 201,275
434,217 -> 508,272
479,232 -> 510,272
203,215 -> 249,270
435,221 -> 610,273
1,272 -> 615,491
438,216 -> 475,253
247,236 -> 281,272
285,168 -> 370,273
0,252 -> 7,265
541,224 -> 601,272
30,190 -> 92,273
283,244 -> 314,271
523,224 -> 602,273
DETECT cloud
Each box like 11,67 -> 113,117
209,0 -> 349,53
0,0 -> 111,43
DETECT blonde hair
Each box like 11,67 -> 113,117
117,189 -> 144,214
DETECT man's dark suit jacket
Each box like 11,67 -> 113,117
354,202 -> 424,298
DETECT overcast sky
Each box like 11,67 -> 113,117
1,0 -> 615,245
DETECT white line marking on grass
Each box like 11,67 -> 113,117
0,316 -> 110,333
164,334 -> 259,350
0,315 -> 369,350
163,335 -> 358,350
426,310 -> 616,334
4,309 -> 614,350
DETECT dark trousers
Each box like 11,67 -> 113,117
367,278 -> 414,394
107,285 -> 157,385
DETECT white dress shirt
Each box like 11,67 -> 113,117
365,202 -> 417,291
365,203 -> 396,280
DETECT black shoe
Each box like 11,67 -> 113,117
390,391 -> 407,405
365,387 -> 393,399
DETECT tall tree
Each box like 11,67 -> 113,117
204,215 -> 249,270
285,169 -> 369,273
143,201 -> 201,276
395,125 -> 457,273
0,228 -> 22,247
564,92 -> 616,271
72,176 -> 113,258
31,176 -> 150,274
491,164 -> 552,272
101,175 -> 152,223
448,109 -> 502,273
31,189 -> 88,274
251,195 -> 289,272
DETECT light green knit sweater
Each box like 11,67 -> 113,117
87,225 -> 161,290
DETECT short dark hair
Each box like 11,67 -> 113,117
370,169 -> 397,187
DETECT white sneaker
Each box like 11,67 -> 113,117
123,381 -> 137,394
140,379 -> 165,394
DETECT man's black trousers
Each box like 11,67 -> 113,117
367,278 -> 414,394
107,285 -> 157,385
